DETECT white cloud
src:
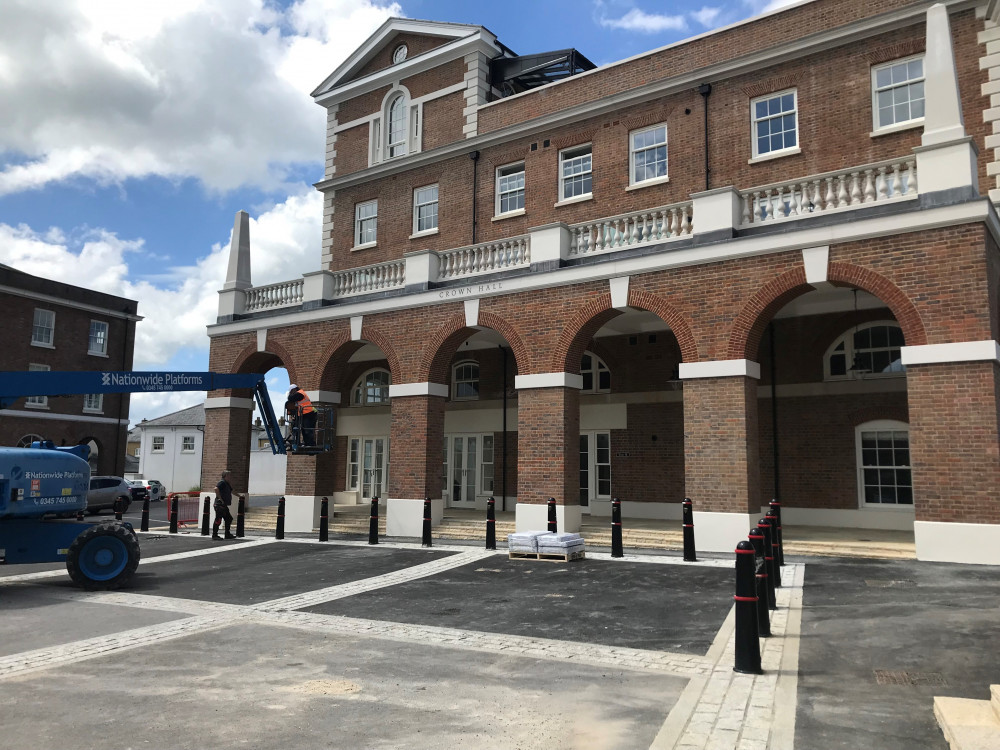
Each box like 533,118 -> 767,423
691,6 -> 722,27
0,187 -> 321,423
597,6 -> 687,33
0,0 -> 401,196
743,0 -> 811,14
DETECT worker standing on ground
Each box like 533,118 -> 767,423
213,471 -> 237,540
284,384 -> 316,447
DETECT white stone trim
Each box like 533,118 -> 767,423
387,497 -> 443,536
464,298 -> 480,327
609,276 -> 630,309
900,340 -> 1000,365
915,520 -> 1000,565
514,373 -> 584,390
515,502 -> 582,533
679,360 -> 761,380
0,409 -> 128,426
350,315 -> 363,341
281,495 -> 323,533
305,390 -> 341,404
203,397 -> 254,410
387,382 -> 449,398
0,285 -> 142,321
801,245 -> 830,284
256,328 -> 267,352
691,511 -> 760,553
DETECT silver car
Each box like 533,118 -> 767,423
87,476 -> 132,515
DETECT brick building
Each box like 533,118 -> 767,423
204,0 -> 1000,564
0,263 -> 139,475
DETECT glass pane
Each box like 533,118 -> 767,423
598,370 -> 611,391
830,354 -> 846,377
781,93 -> 794,111
862,449 -> 878,466
755,100 -> 767,119
876,67 -> 892,89
897,486 -> 913,504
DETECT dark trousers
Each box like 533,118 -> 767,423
213,501 -> 233,534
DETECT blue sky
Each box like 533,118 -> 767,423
0,0 -> 795,424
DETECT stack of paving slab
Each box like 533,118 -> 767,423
934,684 -> 1000,750
507,531 -> 585,561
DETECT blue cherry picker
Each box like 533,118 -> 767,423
0,370 -> 332,589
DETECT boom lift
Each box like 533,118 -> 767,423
0,371 -> 333,589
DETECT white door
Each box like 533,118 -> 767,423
348,437 -> 388,500
579,431 -> 611,511
449,435 -> 478,506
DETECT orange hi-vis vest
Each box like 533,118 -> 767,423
294,389 -> 315,415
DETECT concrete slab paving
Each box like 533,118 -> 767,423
303,556 -> 734,654
1,622 -> 687,750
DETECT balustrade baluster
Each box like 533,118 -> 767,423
877,167 -> 888,201
890,163 -> 902,198
848,172 -> 861,205
905,160 -> 917,195
863,169 -> 876,203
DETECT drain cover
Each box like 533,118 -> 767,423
873,670 -> 947,686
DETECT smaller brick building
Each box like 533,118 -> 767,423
0,262 -> 139,475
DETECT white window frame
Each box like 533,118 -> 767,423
452,360 -> 480,401
442,433 -> 495,503
31,308 -> 55,347
580,430 -> 612,506
354,200 -> 378,248
346,435 -> 389,498
629,123 -> 669,186
369,86 -> 421,166
750,89 -> 799,160
856,420 -> 913,509
352,368 -> 391,406
387,93 -> 408,159
871,55 -> 925,133
558,144 -> 593,203
412,184 -> 439,235
16,433 -> 44,448
392,44 -> 408,64
580,351 -> 611,393
824,320 -> 905,381
83,393 -> 103,413
495,161 -> 525,216
151,436 -> 165,453
25,363 -> 50,408
181,436 -> 196,453
88,320 -> 109,356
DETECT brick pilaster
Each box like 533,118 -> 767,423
516,386 -> 580,506
683,376 -> 760,514
201,406 -> 252,494
388,395 -> 445,499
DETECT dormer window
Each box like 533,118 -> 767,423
370,87 -> 421,165
392,44 -> 408,64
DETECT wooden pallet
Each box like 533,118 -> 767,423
508,549 -> 585,562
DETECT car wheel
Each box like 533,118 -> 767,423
66,522 -> 141,590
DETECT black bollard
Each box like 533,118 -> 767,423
747,527 -> 772,637
756,518 -> 777,610
611,497 -> 624,558
140,497 -> 150,532
733,540 -> 763,674
76,507 -> 84,521
114,498 -> 123,522
765,510 -> 782,588
682,497 -> 697,561
769,499 -> 785,567
319,497 -> 329,542
236,495 -> 245,538
169,496 -> 178,534
547,498 -> 557,533
485,498 -> 496,550
275,497 -> 285,540
422,497 -> 432,547
201,496 -> 211,536
368,496 -> 379,545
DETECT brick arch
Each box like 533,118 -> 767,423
421,311 -> 527,384
552,290 -> 698,372
726,264 -> 927,361
311,325 -> 401,392
849,404 -> 909,427
229,340 -> 298,385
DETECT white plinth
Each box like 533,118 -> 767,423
515,502 -> 582,533
387,497 -> 443,537
915,521 -> 1000,565
691,512 -> 760,553
283,495 -> 321,533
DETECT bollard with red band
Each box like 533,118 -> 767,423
485,498 -> 496,550
734,540 -> 763,674
547,498 -> 557,533
169,496 -> 179,534
319,497 -> 329,542
747,527 -> 772,637
611,498 -> 624,558
201,496 -> 211,536
275,497 -> 285,540
422,497 -> 432,547
769,499 -> 785,567
368,496 -> 379,545
682,497 -> 697,562
756,518 -> 777,610
765,510 -> 782,587
236,495 -> 245,538
140,497 -> 150,532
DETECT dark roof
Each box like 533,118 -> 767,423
0,263 -> 138,315
124,455 -> 139,472
139,404 -> 205,427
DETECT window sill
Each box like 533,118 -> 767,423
409,228 -> 439,240
492,209 -> 525,222
31,341 -> 55,349
870,119 -> 923,138
351,241 -> 377,252
626,176 -> 670,192
180,450 -> 195,454
88,351 -> 109,358
554,194 -> 594,208
24,403 -> 49,410
859,503 -> 915,511
151,451 -> 164,454
748,147 -> 801,165
82,409 -> 104,415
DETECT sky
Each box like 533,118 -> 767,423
0,0 -> 802,425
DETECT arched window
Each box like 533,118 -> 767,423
825,321 -> 905,380
856,420 -> 912,507
16,433 -> 44,448
452,361 -> 479,400
352,369 -> 390,406
370,87 -> 420,166
580,351 -> 611,393
387,94 -> 408,158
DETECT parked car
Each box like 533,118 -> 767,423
127,480 -> 148,503
87,476 -> 132,515
146,479 -> 165,502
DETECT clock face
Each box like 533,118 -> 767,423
393,44 -> 407,64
